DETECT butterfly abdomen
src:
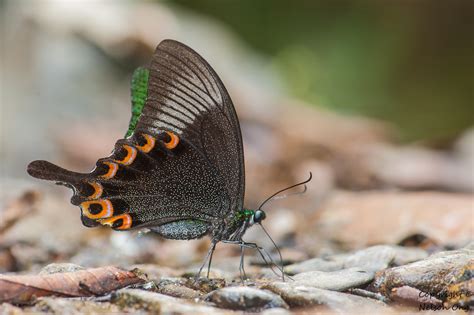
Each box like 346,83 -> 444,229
151,220 -> 209,240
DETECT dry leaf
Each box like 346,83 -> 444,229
0,266 -> 145,304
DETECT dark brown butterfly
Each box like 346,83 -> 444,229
28,40 -> 308,279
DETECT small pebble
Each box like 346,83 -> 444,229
206,286 -> 288,311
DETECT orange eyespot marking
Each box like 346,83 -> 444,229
115,145 -> 137,166
87,182 -> 103,199
164,131 -> 179,149
136,134 -> 156,153
81,199 -> 113,219
101,161 -> 118,179
99,214 -> 132,230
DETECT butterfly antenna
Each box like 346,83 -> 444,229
258,172 -> 312,210
259,223 -> 286,281
254,247 -> 282,278
269,184 -> 308,201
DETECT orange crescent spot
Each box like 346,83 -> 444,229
164,131 -> 180,149
99,214 -> 132,230
81,199 -> 114,219
87,182 -> 103,199
136,134 -> 156,153
115,145 -> 137,166
101,161 -> 118,179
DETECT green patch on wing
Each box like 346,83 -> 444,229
126,67 -> 150,138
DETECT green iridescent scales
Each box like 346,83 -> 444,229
126,67 -> 150,138
236,209 -> 254,220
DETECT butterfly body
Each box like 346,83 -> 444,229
27,40 -> 261,247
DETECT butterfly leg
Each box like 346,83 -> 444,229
195,240 -> 217,281
223,240 -> 287,280
206,241 -> 216,278
245,242 -> 291,280
222,240 -> 247,281
222,240 -> 256,282
239,244 -> 248,282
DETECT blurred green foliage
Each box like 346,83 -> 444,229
173,0 -> 473,142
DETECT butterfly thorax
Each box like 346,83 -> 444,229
216,208 -> 266,242
217,209 -> 250,242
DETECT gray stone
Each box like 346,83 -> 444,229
344,245 -> 398,271
284,245 -> 427,275
372,247 -> 474,299
33,298 -> 123,314
261,307 -> 292,315
284,256 -> 345,275
264,282 -> 387,312
113,289 -> 233,314
344,245 -> 427,271
347,288 -> 390,303
39,263 -> 85,275
292,267 -> 374,291
463,242 -> 474,250
428,247 -> 473,259
156,278 -> 201,299
0,303 -> 24,315
391,246 -> 429,266
389,285 -> 442,306
206,286 -> 288,311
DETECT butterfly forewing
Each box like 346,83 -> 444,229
135,40 -> 245,218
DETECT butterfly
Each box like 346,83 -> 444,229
28,39 -> 309,280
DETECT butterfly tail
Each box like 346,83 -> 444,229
27,160 -> 86,186
28,160 -> 101,228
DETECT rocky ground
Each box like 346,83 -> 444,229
0,113 -> 474,314
1,2 -> 473,314
0,232 -> 472,313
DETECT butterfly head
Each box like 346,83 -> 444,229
236,209 -> 266,226
251,209 -> 266,225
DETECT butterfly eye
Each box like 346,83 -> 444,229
253,210 -> 266,223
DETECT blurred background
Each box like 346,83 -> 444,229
0,0 -> 472,275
